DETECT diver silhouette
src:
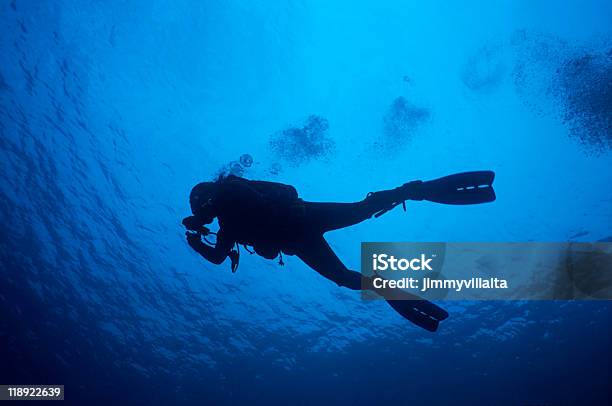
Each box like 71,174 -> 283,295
183,171 -> 496,332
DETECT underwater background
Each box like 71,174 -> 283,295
1,0 -> 611,404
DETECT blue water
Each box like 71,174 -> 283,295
1,1 -> 611,404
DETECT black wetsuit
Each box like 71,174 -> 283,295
187,171 -> 496,331
193,175 -> 386,289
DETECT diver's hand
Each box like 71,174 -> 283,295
228,250 -> 239,273
185,231 -> 203,250
183,216 -> 210,235
182,216 -> 199,230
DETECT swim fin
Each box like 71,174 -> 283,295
420,170 -> 496,205
386,300 -> 443,332
372,170 -> 496,218
368,277 -> 449,331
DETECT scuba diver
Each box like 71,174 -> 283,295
183,171 -> 496,332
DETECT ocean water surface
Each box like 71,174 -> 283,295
1,1 -> 611,404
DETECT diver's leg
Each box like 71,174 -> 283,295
304,202 -> 378,234
295,236 -> 362,290
295,236 -> 447,332
305,182 -> 422,233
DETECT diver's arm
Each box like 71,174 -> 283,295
186,229 -> 235,265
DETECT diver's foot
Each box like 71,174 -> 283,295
395,180 -> 425,201
366,180 -> 425,205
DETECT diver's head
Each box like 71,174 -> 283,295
189,182 -> 216,224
